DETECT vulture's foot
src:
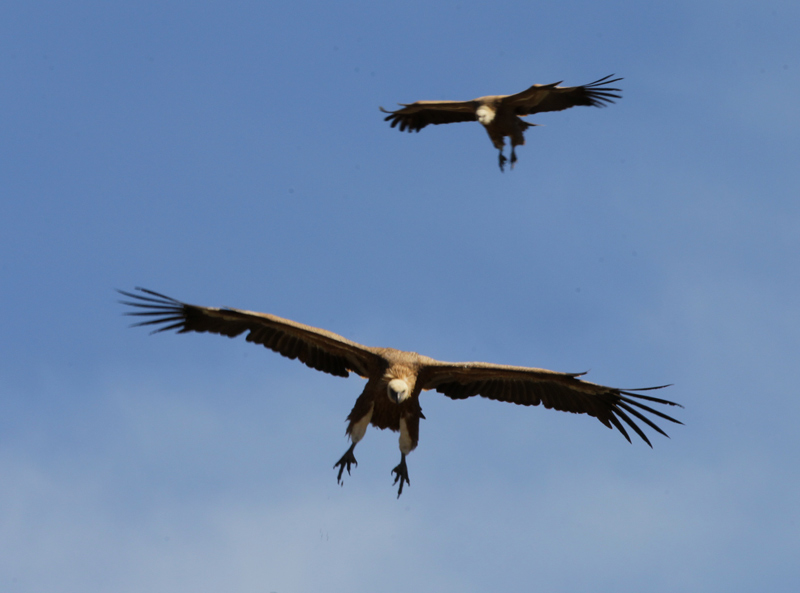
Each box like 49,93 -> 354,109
391,453 -> 410,498
334,443 -> 357,484
510,147 -> 518,169
498,151 -> 507,172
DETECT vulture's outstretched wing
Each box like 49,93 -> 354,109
503,75 -> 622,116
380,101 -> 478,132
119,288 -> 383,379
417,361 -> 680,446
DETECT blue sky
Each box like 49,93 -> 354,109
1,1 -> 798,591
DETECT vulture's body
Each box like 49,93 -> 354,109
381,75 -> 622,170
120,288 -> 681,497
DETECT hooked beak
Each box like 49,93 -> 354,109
387,379 -> 409,404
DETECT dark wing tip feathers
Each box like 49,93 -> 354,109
117,287 -> 190,334
380,105 -> 422,133
611,386 -> 683,447
580,74 -> 623,107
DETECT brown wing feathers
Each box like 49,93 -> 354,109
118,288 -> 375,378
427,371 -> 681,447
379,103 -> 478,132
509,75 -> 622,115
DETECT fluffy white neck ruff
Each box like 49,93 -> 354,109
476,105 -> 496,125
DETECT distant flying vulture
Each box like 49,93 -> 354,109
381,74 -> 622,171
120,288 -> 681,497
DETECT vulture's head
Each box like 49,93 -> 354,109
387,379 -> 411,404
476,105 -> 496,125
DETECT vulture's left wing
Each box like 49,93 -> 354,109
380,101 -> 478,132
417,361 -> 680,446
119,288 -> 383,379
503,75 -> 622,116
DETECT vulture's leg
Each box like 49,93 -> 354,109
334,442 -> 358,484
510,146 -> 518,169
391,453 -> 410,498
498,150 -> 507,172
335,398 -> 373,485
391,416 -> 416,497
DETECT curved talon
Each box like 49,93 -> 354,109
334,443 -> 358,484
391,453 -> 410,498
498,151 -> 507,172
510,147 -> 518,169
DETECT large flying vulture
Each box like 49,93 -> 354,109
381,74 -> 622,171
120,287 -> 681,497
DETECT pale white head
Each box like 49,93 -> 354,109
387,378 -> 410,404
476,105 -> 496,125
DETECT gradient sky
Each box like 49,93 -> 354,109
1,1 -> 798,591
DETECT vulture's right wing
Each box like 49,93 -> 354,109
417,360 -> 681,446
119,288 -> 384,379
380,101 -> 478,132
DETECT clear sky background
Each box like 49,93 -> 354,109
1,1 -> 798,591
